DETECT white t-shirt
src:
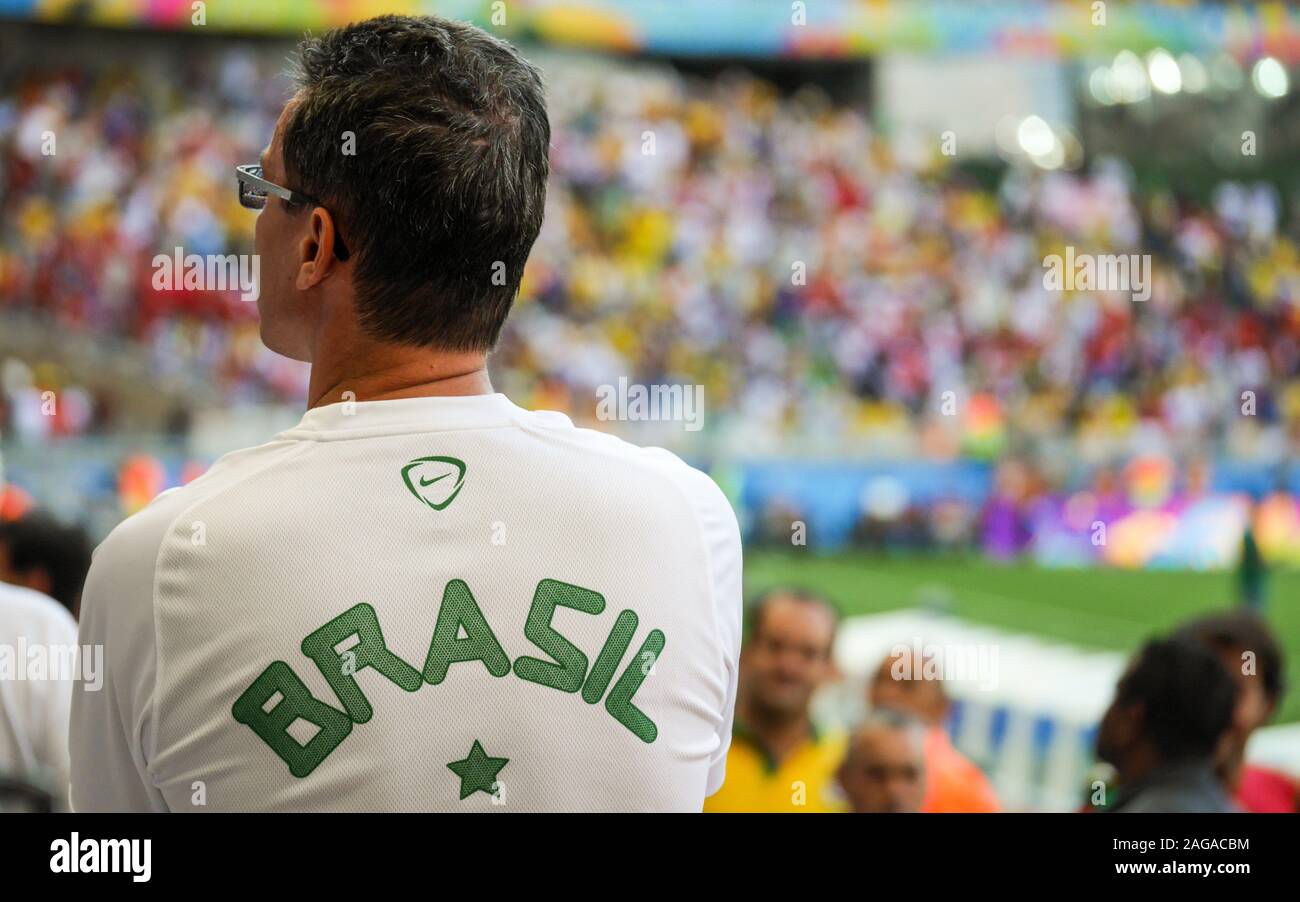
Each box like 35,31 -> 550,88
0,581 -> 77,808
70,394 -> 741,811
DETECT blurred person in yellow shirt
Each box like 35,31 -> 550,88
868,647 -> 1000,813
705,588 -> 846,812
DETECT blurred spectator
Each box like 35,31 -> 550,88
1094,636 -> 1238,813
1175,611 -> 1297,812
867,646 -> 1000,812
837,708 -> 927,814
981,459 -> 1036,560
704,587 -> 846,812
1236,500 -> 1268,611
0,481 -> 34,522
0,510 -> 92,617
0,580 -> 76,811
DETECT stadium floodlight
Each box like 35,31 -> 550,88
1252,57 -> 1289,98
1147,49 -> 1181,95
1088,67 -> 1117,106
1178,55 -> 1208,93
1015,116 -> 1066,171
1017,116 -> 1056,158
1109,50 -> 1150,104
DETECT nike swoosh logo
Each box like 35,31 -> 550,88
401,456 -> 467,511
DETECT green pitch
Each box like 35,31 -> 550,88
745,552 -> 1300,725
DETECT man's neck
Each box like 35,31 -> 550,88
1116,744 -> 1173,789
307,337 -> 493,410
736,698 -> 814,767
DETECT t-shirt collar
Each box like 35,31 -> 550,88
278,392 -> 519,439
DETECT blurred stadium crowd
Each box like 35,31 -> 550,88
3,43 -> 1299,466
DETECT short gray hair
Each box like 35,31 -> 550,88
848,708 -> 928,760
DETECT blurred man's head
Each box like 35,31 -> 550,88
1096,636 -> 1237,777
868,647 -> 949,727
0,511 -> 92,617
252,15 -> 549,362
838,710 -> 927,813
1174,610 -> 1284,737
741,587 -> 838,721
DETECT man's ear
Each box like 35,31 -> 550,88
1117,700 -> 1144,745
295,206 -> 342,290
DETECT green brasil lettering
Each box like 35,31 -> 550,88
232,578 -> 665,777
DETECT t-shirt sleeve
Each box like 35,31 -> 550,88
69,495 -> 179,812
681,468 -> 743,798
39,604 -> 78,809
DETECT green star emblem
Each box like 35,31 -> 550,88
447,740 -> 509,800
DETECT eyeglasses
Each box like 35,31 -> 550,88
235,164 -> 350,261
